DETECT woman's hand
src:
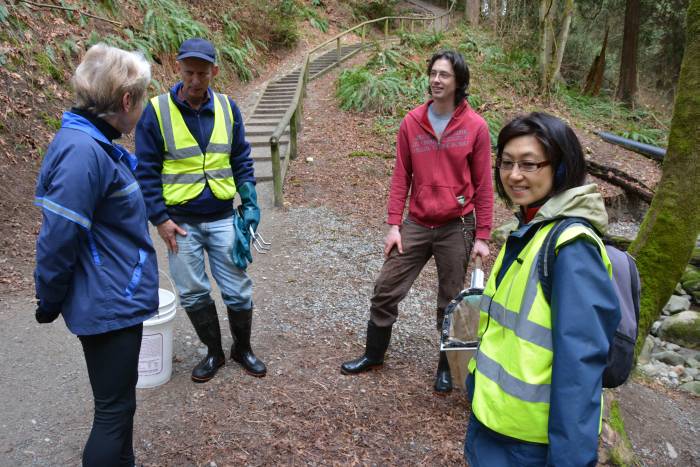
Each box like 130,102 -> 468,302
384,225 -> 403,258
470,239 -> 490,261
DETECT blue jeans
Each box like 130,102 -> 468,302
168,217 -> 253,310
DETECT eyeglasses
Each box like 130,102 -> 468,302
496,159 -> 551,172
429,70 -> 454,80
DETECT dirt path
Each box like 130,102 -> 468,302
2,4 -> 698,465
4,44 -> 697,467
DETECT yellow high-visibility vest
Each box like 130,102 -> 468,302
151,92 -> 236,205
468,222 -> 612,443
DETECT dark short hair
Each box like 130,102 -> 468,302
427,50 -> 469,106
494,112 -> 587,207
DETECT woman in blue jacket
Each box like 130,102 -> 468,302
34,44 -> 157,466
464,113 -> 621,466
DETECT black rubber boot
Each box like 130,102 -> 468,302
433,351 -> 453,394
340,321 -> 392,375
185,301 -> 225,383
227,307 -> 267,377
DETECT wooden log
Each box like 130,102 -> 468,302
586,159 -> 654,203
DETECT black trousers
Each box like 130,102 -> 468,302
79,323 -> 143,467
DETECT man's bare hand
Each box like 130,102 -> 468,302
383,225 -> 403,258
157,220 -> 187,254
470,238 -> 490,261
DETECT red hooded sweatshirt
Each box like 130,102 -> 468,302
387,100 -> 493,240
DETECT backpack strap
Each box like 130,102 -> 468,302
627,252 -> 641,324
538,217 -> 595,303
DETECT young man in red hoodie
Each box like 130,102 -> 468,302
341,50 -> 493,393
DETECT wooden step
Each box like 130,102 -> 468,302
253,157 -> 291,182
254,109 -> 287,116
251,144 -> 288,161
248,134 -> 289,147
256,103 -> 291,108
246,125 -> 288,136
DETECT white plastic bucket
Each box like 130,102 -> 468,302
136,288 -> 177,389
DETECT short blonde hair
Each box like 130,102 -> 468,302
72,43 -> 151,117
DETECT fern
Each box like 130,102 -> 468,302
0,4 -> 9,24
467,93 -> 482,109
218,15 -> 260,81
482,112 -> 502,148
399,30 -> 444,50
139,0 -> 209,55
618,129 -> 663,147
366,43 -> 415,70
59,37 -> 80,60
302,8 -> 329,33
337,68 -> 403,114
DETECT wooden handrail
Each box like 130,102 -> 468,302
269,1 -> 457,206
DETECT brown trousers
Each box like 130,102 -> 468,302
369,213 -> 475,330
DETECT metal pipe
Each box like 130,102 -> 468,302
595,131 -> 666,161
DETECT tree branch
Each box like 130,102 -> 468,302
17,0 -> 122,26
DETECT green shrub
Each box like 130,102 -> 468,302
302,8 -> 329,33
336,67 -> 403,113
267,0 -> 300,48
139,0 -> 209,55
94,0 -> 120,14
40,112 -> 61,131
483,111 -> 502,147
59,37 -> 80,60
348,150 -> 392,159
87,30 -> 152,60
349,0 -> 398,21
0,4 -> 9,24
399,30 -> 444,50
367,44 -> 405,69
36,48 -> 63,82
467,93 -> 482,109
219,16 -> 264,82
618,127 -> 665,147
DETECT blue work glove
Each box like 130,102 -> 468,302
232,211 -> 253,270
238,182 -> 260,235
35,299 -> 61,324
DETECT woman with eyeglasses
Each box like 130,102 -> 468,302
464,112 -> 621,466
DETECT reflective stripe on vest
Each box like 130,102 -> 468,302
469,222 -> 611,444
151,92 -> 237,205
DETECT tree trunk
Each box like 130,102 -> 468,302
616,0 -> 641,105
539,0 -> 554,91
466,0 -> 480,26
546,0 -> 574,89
490,0 -> 499,30
628,0 -> 700,355
582,26 -> 609,96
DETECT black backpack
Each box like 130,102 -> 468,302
538,217 -> 641,388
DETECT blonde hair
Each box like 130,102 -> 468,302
72,43 -> 151,117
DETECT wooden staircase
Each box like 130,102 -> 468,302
245,43 -> 365,182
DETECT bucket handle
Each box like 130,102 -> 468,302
156,268 -> 177,317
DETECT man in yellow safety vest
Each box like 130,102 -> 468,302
135,38 -> 266,383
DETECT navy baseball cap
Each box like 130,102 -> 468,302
177,38 -> 216,64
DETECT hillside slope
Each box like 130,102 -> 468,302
0,0 -> 357,292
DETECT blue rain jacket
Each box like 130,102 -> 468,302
34,112 -> 158,335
